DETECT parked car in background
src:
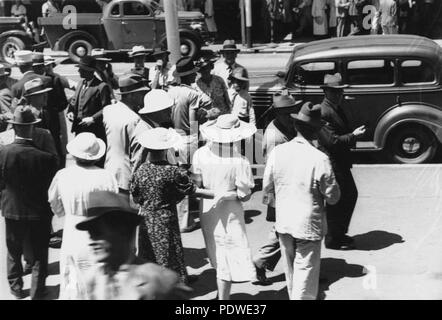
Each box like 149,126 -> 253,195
39,0 -> 212,62
250,35 -> 442,164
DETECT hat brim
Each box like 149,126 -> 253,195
66,138 -> 106,162
44,61 -> 57,66
138,129 -> 183,150
76,209 -> 142,231
24,87 -> 53,97
173,67 -> 199,77
7,118 -> 41,125
138,101 -> 173,114
151,50 -> 170,57
274,99 -> 303,110
94,57 -> 112,62
200,120 -> 257,143
32,62 -> 45,66
290,113 -> 326,129
129,50 -> 152,57
115,86 -> 151,95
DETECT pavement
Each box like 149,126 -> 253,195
1,164 -> 441,300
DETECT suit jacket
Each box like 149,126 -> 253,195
0,86 -> 12,132
68,77 -> 112,141
0,139 -> 57,220
11,71 -> 52,99
318,98 -> 356,170
46,72 -> 69,135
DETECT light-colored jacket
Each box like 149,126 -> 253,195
262,136 -> 340,240
379,0 -> 397,26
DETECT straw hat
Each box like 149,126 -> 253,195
139,89 -> 174,114
91,48 -> 111,62
200,114 -> 257,143
219,40 -> 240,53
14,50 -> 33,65
32,52 -> 45,66
23,78 -> 53,97
7,105 -> 41,125
66,132 -> 106,161
138,127 -> 183,150
128,45 -> 152,58
115,73 -> 150,95
290,102 -> 326,129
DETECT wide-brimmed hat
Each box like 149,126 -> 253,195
128,45 -> 153,58
219,40 -> 240,53
7,105 -> 41,125
139,89 -> 174,114
90,48 -> 111,62
23,78 -> 53,97
15,50 -> 33,65
229,67 -> 249,82
200,114 -> 257,143
0,63 -> 10,77
76,191 -> 141,231
43,55 -> 57,66
115,73 -> 150,95
75,56 -> 97,72
151,47 -> 170,58
290,102 -> 325,129
273,91 -> 303,111
32,52 -> 45,66
138,127 -> 182,150
173,57 -> 199,77
66,132 -> 106,161
321,73 -> 349,89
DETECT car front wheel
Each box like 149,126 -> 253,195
386,124 -> 438,164
0,36 -> 25,64
68,38 -> 93,63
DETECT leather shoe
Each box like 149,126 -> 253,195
180,222 -> 199,233
252,265 -> 272,286
10,288 -> 27,300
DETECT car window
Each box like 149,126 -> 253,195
110,4 -> 120,16
347,59 -> 394,86
400,60 -> 435,84
123,1 -> 151,16
294,61 -> 337,86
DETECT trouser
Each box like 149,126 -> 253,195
336,17 -> 346,37
326,167 -> 358,241
5,218 -> 51,299
382,24 -> 398,35
253,224 -> 281,272
278,233 -> 321,300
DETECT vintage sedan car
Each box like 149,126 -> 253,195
39,0 -> 211,62
250,35 -> 442,164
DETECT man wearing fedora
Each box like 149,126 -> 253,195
73,190 -> 191,300
318,73 -> 366,250
253,91 -> 302,285
0,63 -> 12,132
263,102 -> 340,300
149,47 -> 176,90
212,40 -> 249,89
103,73 -> 150,194
0,106 -> 58,299
91,48 -> 119,91
67,56 -> 112,167
128,45 -> 153,86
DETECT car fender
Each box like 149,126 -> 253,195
57,31 -> 99,51
158,28 -> 202,47
0,30 -> 33,46
374,103 -> 442,149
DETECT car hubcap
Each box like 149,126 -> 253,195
402,137 -> 421,155
180,44 -> 190,56
76,46 -> 87,57
5,43 -> 18,58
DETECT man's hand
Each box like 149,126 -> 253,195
352,125 -> 366,137
66,112 -> 74,122
79,117 -> 94,126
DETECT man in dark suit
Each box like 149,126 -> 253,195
0,106 -> 58,300
67,56 -> 112,167
317,73 -> 366,250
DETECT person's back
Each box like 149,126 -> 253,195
168,84 -> 199,136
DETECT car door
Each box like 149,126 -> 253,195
341,58 -> 398,147
102,2 -> 124,49
120,0 -> 155,48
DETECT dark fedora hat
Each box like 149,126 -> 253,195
75,56 -> 97,72
76,191 -> 142,231
273,91 -> 303,110
115,73 -> 151,95
321,73 -> 349,89
219,40 -> 240,53
229,67 -> 249,82
173,57 -> 199,77
32,52 -> 45,66
7,105 -> 42,125
195,54 -> 218,69
151,47 -> 170,57
290,102 -> 325,129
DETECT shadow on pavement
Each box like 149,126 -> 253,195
318,258 -> 365,300
231,287 -> 289,300
352,230 -> 405,251
189,268 -> 218,299
245,210 -> 262,224
47,261 -> 60,276
184,247 -> 209,270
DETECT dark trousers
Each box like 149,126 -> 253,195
5,218 -> 51,299
326,167 -> 358,240
253,223 -> 281,272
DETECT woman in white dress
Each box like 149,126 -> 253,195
48,133 -> 118,299
192,114 -> 257,300
312,0 -> 329,36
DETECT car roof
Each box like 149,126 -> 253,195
291,35 -> 442,63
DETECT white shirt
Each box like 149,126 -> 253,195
103,101 -> 140,190
262,136 -> 341,241
212,60 -> 248,88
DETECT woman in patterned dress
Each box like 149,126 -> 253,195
130,127 -> 213,283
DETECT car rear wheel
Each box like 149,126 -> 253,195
179,36 -> 199,58
68,39 -> 93,63
1,36 -> 25,64
386,124 -> 438,164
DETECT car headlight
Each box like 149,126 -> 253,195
190,22 -> 203,31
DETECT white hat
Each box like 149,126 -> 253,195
66,132 -> 106,161
128,45 -> 151,58
44,55 -> 57,66
139,89 -> 174,114
138,127 -> 182,150
91,48 -> 111,61
200,114 -> 257,143
23,78 -> 53,97
14,50 -> 33,65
